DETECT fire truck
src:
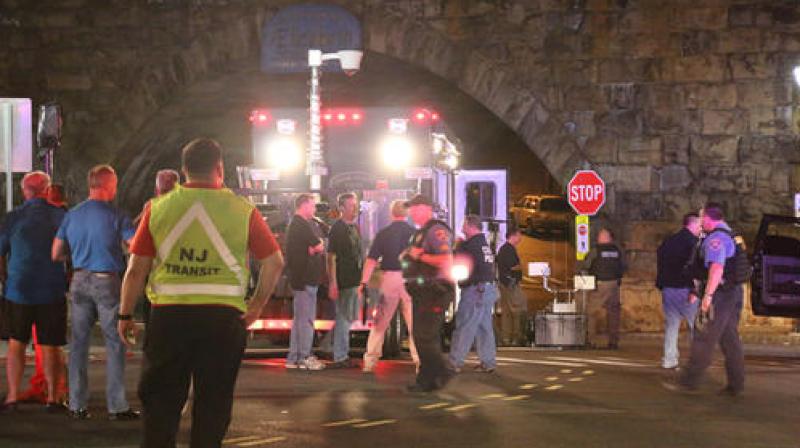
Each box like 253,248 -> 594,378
236,106 -> 508,355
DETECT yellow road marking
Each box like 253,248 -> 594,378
545,376 -> 559,381
545,385 -> 564,391
446,404 -> 478,412
519,384 -> 537,390
237,437 -> 287,447
502,394 -> 530,401
419,402 -> 450,410
560,369 -> 573,374
223,436 -> 260,444
353,419 -> 397,428
583,370 -> 595,375
322,418 -> 367,427
480,393 -> 507,399
568,377 -> 584,382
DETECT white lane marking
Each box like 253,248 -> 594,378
495,357 -> 588,368
237,436 -> 287,446
480,393 -> 507,399
583,370 -> 595,375
446,404 -> 478,412
560,369 -> 573,374
353,419 -> 397,428
503,395 -> 531,401
568,377 -> 585,382
419,402 -> 450,410
545,385 -> 564,391
519,384 -> 538,390
547,356 -> 648,368
223,436 -> 260,444
323,418 -> 367,427
545,376 -> 559,381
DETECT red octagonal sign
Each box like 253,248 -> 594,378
568,170 -> 605,216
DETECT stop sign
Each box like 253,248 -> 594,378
567,170 -> 605,216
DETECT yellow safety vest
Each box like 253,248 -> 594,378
146,185 -> 253,312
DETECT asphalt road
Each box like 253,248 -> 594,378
1,340 -> 798,448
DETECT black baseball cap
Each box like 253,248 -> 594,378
404,194 -> 433,207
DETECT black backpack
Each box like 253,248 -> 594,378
704,228 -> 753,285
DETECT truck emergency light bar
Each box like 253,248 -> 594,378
249,108 -> 441,127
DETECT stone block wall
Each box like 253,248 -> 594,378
1,0 -> 799,330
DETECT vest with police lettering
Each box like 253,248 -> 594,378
146,185 -> 253,312
590,243 -> 623,281
402,219 -> 450,283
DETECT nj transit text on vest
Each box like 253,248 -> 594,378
161,248 -> 222,277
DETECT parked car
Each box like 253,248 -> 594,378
510,194 -> 573,236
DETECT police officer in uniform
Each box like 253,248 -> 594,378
118,138 -> 285,446
449,215 -> 498,373
401,195 -> 455,392
582,228 -> 626,349
665,203 -> 745,396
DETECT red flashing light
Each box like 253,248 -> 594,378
249,109 -> 272,126
431,112 -> 440,121
320,108 -> 364,126
411,108 -> 440,125
415,112 -> 426,121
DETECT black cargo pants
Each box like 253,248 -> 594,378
680,285 -> 745,392
408,281 -> 455,391
139,306 -> 247,448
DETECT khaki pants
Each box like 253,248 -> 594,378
363,271 -> 419,367
586,280 -> 621,346
498,284 -> 527,345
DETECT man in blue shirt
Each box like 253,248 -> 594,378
664,202 -> 745,396
360,200 -> 419,373
52,164 -> 139,420
0,172 -> 67,413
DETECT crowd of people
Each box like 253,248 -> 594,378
0,137 -> 747,447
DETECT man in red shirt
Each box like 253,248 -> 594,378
118,138 -> 284,447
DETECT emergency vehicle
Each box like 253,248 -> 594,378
236,106 -> 508,355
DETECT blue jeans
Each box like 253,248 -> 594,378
68,271 -> 130,412
288,286 -> 318,363
333,287 -> 359,362
449,283 -> 498,369
662,287 -> 699,368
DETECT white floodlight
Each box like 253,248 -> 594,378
794,66 -> 800,88
379,135 -> 415,169
262,137 -> 302,172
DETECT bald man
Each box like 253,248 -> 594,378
0,171 -> 68,413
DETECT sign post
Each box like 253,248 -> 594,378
0,98 -> 33,212
568,170 -> 605,260
576,215 -> 590,260
795,193 -> 800,218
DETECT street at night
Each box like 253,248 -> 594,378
1,341 -> 798,448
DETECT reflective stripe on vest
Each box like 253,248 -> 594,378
147,186 -> 253,311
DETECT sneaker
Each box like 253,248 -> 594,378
0,401 -> 18,415
660,379 -> 699,395
69,408 -> 91,420
328,359 -> 359,369
285,361 -> 299,369
474,364 -> 496,374
362,359 -> 376,373
298,356 -> 325,371
718,386 -> 743,397
45,402 -> 68,414
108,409 -> 141,421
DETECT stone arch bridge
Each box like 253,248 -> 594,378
2,0 -> 799,330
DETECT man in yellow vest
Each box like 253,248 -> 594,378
117,138 -> 284,447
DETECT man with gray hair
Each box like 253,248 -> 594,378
154,169 -> 180,196
360,200 -> 419,372
0,171 -> 68,413
449,215 -> 498,373
327,192 -> 363,369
